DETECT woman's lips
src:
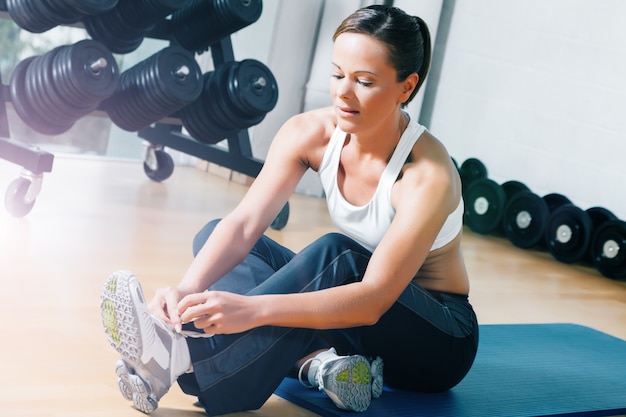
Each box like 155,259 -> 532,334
337,106 -> 359,117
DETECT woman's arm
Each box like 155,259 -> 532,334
178,146 -> 461,333
150,112 -> 328,325
261,156 -> 457,328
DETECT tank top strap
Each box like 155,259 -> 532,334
379,119 -> 426,198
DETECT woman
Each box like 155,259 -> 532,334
100,5 -> 479,416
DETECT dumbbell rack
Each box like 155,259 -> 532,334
137,33 -> 264,180
0,7 -> 269,218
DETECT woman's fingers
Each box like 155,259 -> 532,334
178,291 -> 213,324
163,289 -> 183,332
148,287 -> 185,332
177,291 -> 254,335
148,289 -> 169,322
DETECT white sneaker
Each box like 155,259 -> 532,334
299,348 -> 383,412
100,270 -> 191,413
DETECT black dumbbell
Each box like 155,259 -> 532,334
464,179 -> 530,236
102,45 -> 203,132
502,190 -> 549,249
7,0 -> 118,33
9,39 -> 119,135
590,218 -> 626,280
584,207 -> 618,263
171,0 -> 263,54
180,59 -> 278,144
544,202 -> 594,264
458,158 -> 487,193
83,0 -> 188,54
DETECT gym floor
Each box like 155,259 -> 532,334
0,155 -> 624,417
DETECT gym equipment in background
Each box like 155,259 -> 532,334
82,0 -> 187,54
9,39 -> 119,135
461,165 -> 531,236
463,178 -> 506,235
590,219 -> 626,280
101,45 -> 203,132
502,190 -> 550,249
458,157 -> 487,192
180,59 -> 278,145
0,0 -> 288,228
453,156 -> 624,280
171,0 -> 263,54
544,203 -> 594,264
6,0 -> 118,33
2,38 -> 118,217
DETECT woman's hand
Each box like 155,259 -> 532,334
178,291 -> 261,335
149,286 -> 192,332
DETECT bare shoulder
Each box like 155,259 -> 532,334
282,106 -> 336,141
275,106 -> 337,170
405,131 -> 455,180
395,130 -> 461,211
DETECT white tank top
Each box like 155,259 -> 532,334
318,118 -> 463,253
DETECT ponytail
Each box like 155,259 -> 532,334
414,15 -> 432,94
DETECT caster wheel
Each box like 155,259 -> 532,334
5,177 -> 36,217
144,149 -> 174,182
270,202 -> 290,230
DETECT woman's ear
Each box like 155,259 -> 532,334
400,73 -> 419,103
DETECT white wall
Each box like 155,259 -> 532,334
245,0 -> 324,195
427,0 -> 626,219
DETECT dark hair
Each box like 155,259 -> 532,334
333,5 -> 432,105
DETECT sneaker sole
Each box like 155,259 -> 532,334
370,356 -> 384,399
116,359 -> 158,414
101,271 -> 158,413
101,270 -> 145,363
321,355 -> 378,412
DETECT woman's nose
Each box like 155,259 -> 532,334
335,78 -> 352,98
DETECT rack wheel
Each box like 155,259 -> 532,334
5,177 -> 36,217
143,148 -> 174,182
270,202 -> 290,230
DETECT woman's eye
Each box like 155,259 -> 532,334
357,80 -> 373,87
331,74 -> 343,79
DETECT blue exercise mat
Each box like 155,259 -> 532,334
275,323 -> 626,417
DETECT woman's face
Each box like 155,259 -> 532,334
330,32 -> 414,133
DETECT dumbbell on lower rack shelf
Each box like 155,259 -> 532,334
180,58 -> 278,144
1,38 -> 118,216
101,45 -> 203,132
9,39 -> 119,135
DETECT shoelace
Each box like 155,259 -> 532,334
180,330 -> 214,338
